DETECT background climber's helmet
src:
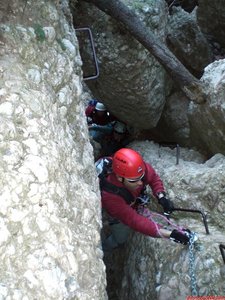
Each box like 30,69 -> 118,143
112,148 -> 145,179
95,102 -> 106,111
113,121 -> 126,134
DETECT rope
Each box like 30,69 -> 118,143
137,206 -> 185,237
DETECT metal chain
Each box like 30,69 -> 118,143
188,233 -> 198,296
138,206 -> 199,295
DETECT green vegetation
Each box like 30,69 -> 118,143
33,24 -> 46,42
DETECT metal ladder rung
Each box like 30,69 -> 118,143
75,27 -> 99,81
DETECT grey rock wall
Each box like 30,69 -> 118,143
197,0 -> 225,49
2,1 -> 225,299
119,230 -> 225,299
189,59 -> 225,156
0,0 -> 106,299
148,91 -> 191,146
73,0 -> 225,156
73,0 -> 168,129
166,6 -> 213,77
150,57 -> 225,156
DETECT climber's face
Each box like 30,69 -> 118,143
96,110 -> 106,117
123,175 -> 144,191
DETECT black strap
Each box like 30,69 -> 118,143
100,178 -> 135,205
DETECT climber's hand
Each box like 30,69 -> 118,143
157,192 -> 174,214
170,229 -> 192,245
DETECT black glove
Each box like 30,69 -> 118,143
156,192 -> 174,214
170,229 -> 191,245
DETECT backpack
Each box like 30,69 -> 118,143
95,157 -> 149,206
88,99 -> 98,107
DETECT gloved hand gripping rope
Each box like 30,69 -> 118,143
137,206 -> 198,245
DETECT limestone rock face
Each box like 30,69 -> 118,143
197,0 -> 225,49
73,0 -> 169,129
0,0 -> 106,299
72,0 -> 225,156
120,232 -> 225,300
189,59 -> 225,155
3,1 -> 225,299
166,7 -> 213,77
149,57 -> 225,156
149,91 -> 191,146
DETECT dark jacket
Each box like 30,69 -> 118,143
85,105 -> 112,125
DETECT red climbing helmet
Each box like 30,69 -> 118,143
112,148 -> 145,179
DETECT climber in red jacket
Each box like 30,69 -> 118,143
97,148 -> 193,251
85,101 -> 111,126
85,100 -> 117,144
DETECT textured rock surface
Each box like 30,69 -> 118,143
166,6 -> 213,77
73,0 -> 225,156
197,0 -> 225,48
0,0 -> 106,299
189,59 -> 225,156
148,58 -> 225,156
119,230 -> 225,300
2,1 -> 225,299
148,91 -> 191,146
73,0 -> 168,129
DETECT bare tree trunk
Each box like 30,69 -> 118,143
82,0 -> 207,104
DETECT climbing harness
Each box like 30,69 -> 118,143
136,193 -> 150,206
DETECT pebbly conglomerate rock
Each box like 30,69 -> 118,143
0,0 -> 106,299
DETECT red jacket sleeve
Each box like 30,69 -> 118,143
144,162 -> 165,196
85,105 -> 95,117
101,190 -> 160,237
